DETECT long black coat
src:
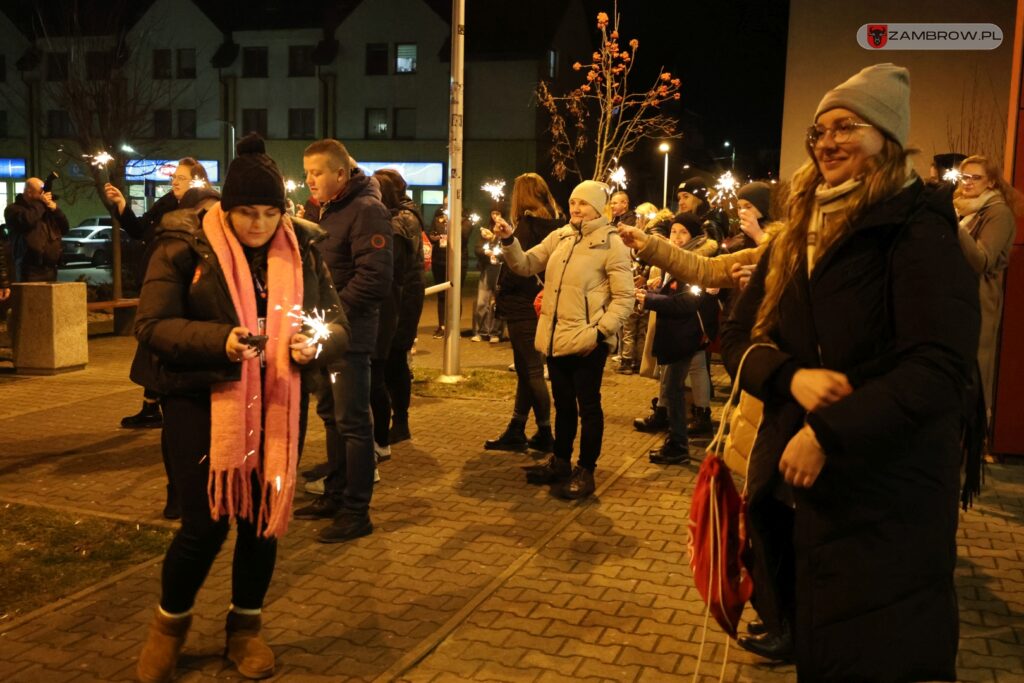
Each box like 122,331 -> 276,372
722,179 -> 979,682
494,213 -> 562,322
132,208 -> 349,395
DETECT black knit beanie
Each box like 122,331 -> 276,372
221,134 -> 286,212
737,181 -> 772,220
672,211 -> 703,236
676,176 -> 709,201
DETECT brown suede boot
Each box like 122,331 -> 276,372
225,611 -> 275,679
136,608 -> 192,683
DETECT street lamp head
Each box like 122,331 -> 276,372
658,142 -> 670,153
120,144 -> 136,154
723,141 -> 731,148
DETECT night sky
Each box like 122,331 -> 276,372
581,0 -> 790,194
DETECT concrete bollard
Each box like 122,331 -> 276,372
11,282 -> 89,374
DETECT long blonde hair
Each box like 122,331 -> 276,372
752,138 -> 914,340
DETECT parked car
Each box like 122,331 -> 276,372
61,217 -> 130,267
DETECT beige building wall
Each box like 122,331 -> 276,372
780,0 -> 1018,181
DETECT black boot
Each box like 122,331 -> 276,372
523,455 -> 572,484
121,401 -> 162,429
484,421 -> 528,452
162,484 -> 181,520
649,438 -> 691,465
526,426 -> 554,453
737,621 -> 794,662
389,418 -> 411,444
633,398 -> 668,433
687,406 -> 713,438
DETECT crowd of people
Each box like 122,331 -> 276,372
0,61 -> 1015,683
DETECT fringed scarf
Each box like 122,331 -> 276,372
203,203 -> 303,538
807,178 -> 862,274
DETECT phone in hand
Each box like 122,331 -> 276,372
239,334 -> 269,350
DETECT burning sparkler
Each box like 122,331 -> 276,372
284,179 -> 302,193
710,171 -> 740,211
942,168 -> 962,184
606,165 -> 628,191
688,285 -> 703,296
287,306 -> 332,359
482,241 -> 504,265
190,178 -> 207,189
84,150 -> 115,185
469,212 -> 481,225
481,180 -> 506,202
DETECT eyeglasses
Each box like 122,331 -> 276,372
959,174 -> 985,183
806,119 -> 875,146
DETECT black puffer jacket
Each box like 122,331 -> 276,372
3,194 -> 70,270
132,208 -> 349,395
390,200 -> 426,352
494,213 -> 562,322
118,190 -> 180,282
305,170 -> 392,353
721,179 -> 979,682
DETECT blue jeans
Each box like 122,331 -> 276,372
317,352 -> 375,514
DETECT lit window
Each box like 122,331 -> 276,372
366,108 -> 389,139
395,44 -> 417,74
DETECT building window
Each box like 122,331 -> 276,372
395,44 -> 417,73
242,108 -> 268,138
366,108 -> 389,139
366,43 -> 388,75
153,49 -> 172,79
288,108 -> 315,139
178,109 -> 197,138
0,110 -> 8,138
289,46 -> 314,77
46,52 -> 69,81
86,51 -> 112,80
242,47 -> 268,78
153,109 -> 172,138
394,108 -> 416,139
177,48 -> 196,79
47,110 -> 73,137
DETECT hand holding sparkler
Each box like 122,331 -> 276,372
102,183 -> 127,214
492,215 -> 514,240
289,333 -> 317,365
616,224 -> 648,250
286,306 -> 332,360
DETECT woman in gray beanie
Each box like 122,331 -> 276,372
721,64 -> 980,681
493,180 -> 633,500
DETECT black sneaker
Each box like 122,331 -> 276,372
432,326 -> 445,339
484,423 -> 529,452
301,462 -> 331,482
649,439 -> 691,465
526,426 -> 554,453
523,455 -> 572,484
559,466 -> 595,500
317,512 -> 373,544
294,496 -> 341,520
389,419 -> 411,444
121,403 -> 162,429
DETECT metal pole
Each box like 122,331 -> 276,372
662,152 -> 669,209
442,0 -> 465,378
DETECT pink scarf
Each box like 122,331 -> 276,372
203,204 -> 303,538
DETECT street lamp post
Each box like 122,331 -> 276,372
723,140 -> 735,169
658,142 -> 670,209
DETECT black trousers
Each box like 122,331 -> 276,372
317,352 -> 375,514
160,394 -> 277,614
546,344 -> 609,471
369,357 -> 390,446
384,345 -> 413,423
507,318 -> 551,428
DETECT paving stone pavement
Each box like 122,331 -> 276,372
1,303 -> 1023,682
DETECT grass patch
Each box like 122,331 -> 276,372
0,503 -> 174,622
412,366 -> 517,400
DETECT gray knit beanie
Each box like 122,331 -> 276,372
570,180 -> 610,215
815,63 -> 910,147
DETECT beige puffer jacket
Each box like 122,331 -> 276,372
503,216 -> 633,357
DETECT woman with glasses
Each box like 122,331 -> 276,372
722,64 -> 979,680
954,155 -> 1019,425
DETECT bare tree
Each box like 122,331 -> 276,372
536,3 -> 682,182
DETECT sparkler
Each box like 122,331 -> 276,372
482,241 -> 504,265
481,180 -> 506,202
284,179 -> 302,193
710,171 -> 739,211
688,285 -> 703,296
942,168 -> 962,184
469,212 -> 481,225
287,306 -> 332,359
190,178 -> 207,189
606,165 -> 628,191
84,150 -> 114,185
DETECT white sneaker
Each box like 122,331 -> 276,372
374,467 -> 381,483
507,363 -> 515,372
489,336 -> 500,344
304,477 -> 325,495
471,334 -> 483,342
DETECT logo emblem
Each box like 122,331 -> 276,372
867,24 -> 888,48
